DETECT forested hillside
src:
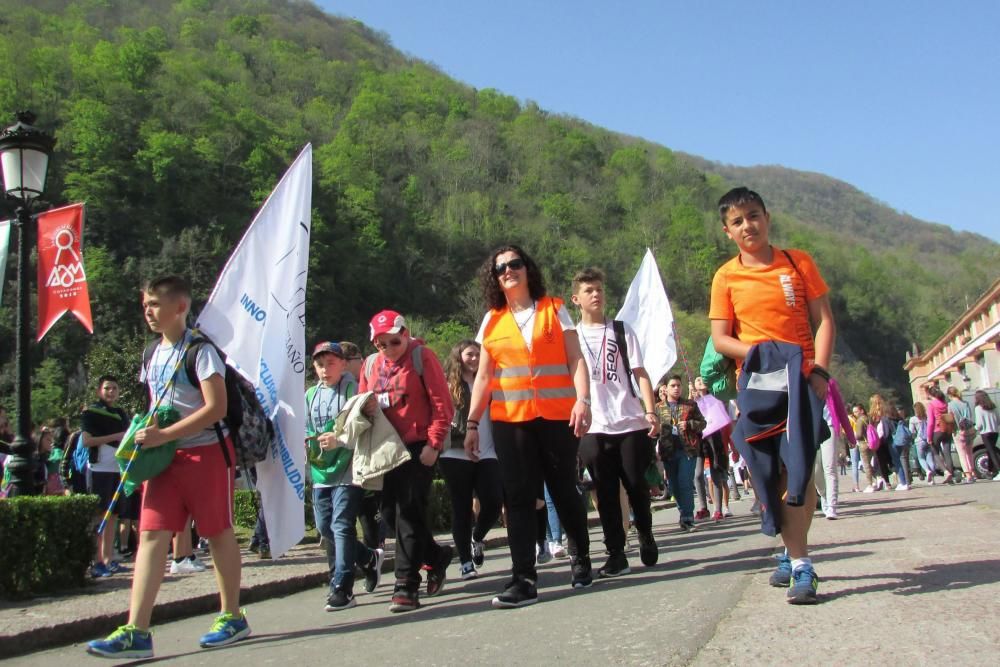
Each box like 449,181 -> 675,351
1,0 -> 996,419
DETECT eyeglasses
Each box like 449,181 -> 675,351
374,338 -> 404,350
494,258 -> 525,275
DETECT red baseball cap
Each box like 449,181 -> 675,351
369,310 -> 407,341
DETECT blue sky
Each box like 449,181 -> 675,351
320,1 -> 1000,242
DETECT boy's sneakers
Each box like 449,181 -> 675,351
389,585 -> 420,613
536,541 -> 553,564
426,545 -> 453,597
325,587 -> 357,611
86,624 -> 153,659
363,548 -> 385,593
787,564 -> 820,604
90,562 -> 112,579
258,545 -> 272,560
598,551 -> 631,578
170,556 -> 207,574
638,529 -> 659,566
472,540 -> 486,567
570,555 -> 593,589
678,519 -> 697,533
199,609 -> 251,648
694,509 -> 710,520
491,577 -> 538,609
460,561 -> 478,580
769,553 -> 792,588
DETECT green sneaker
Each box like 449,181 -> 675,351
199,609 -> 251,648
86,624 -> 153,659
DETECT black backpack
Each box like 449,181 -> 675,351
143,332 -> 274,470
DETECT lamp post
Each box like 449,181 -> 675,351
0,111 -> 55,497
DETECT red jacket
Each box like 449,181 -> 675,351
359,341 -> 454,450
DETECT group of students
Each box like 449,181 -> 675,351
84,186 -> 838,659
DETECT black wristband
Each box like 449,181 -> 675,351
467,425 -> 478,431
810,365 -> 831,381
467,419 -> 479,425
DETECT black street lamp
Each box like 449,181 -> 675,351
0,111 -> 56,497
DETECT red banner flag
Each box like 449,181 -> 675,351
36,203 -> 93,341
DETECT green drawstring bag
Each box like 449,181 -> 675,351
699,337 -> 737,401
115,405 -> 181,496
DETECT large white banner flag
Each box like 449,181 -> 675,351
0,220 -> 9,304
615,248 -> 677,387
197,144 -> 312,558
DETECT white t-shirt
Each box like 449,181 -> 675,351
90,441 -> 120,473
141,332 -> 228,450
441,380 -> 497,461
476,303 -> 575,351
576,320 -> 648,435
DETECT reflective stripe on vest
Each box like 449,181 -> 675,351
483,296 -> 577,422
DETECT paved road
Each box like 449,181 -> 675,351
13,476 -> 1000,666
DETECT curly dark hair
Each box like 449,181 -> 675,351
479,244 -> 547,310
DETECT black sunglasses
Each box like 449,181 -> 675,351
494,258 -> 525,275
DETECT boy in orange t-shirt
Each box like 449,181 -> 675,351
709,187 -> 836,605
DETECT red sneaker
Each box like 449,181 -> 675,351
712,511 -> 723,522
694,509 -> 710,520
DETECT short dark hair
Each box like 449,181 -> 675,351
144,275 -> 192,301
718,187 -> 768,224
572,267 -> 605,293
339,341 -> 362,361
666,374 -> 682,384
97,374 -> 119,387
479,244 -> 546,311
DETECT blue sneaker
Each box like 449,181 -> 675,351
787,564 -> 820,604
86,624 -> 153,659
107,560 -> 122,574
768,553 -> 791,587
199,609 -> 251,648
90,562 -> 112,579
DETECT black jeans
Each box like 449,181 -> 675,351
493,418 -> 589,581
439,456 -> 503,563
874,443 -> 893,485
579,429 -> 654,553
981,432 -> 1000,474
933,432 -> 954,474
380,441 -> 444,589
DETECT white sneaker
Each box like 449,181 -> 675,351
825,508 -> 839,520
170,556 -> 207,574
895,484 -> 910,491
536,542 -> 553,565
722,507 -> 733,518
993,472 -> 1000,481
549,541 -> 568,559
862,485 -> 875,493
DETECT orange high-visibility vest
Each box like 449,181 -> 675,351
483,296 -> 577,423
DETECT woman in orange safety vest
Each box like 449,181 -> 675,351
464,244 -> 593,609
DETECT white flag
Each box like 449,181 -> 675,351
615,248 -> 677,387
197,144 -> 312,558
0,220 -> 9,304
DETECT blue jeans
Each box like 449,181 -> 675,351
313,485 -> 372,592
849,447 -> 861,488
890,444 -> 909,486
664,450 -> 696,521
544,483 -> 564,542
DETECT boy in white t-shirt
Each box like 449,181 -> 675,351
572,268 -> 660,576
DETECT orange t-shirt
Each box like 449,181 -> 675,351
708,247 -> 828,372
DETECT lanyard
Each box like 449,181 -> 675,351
580,323 -> 609,383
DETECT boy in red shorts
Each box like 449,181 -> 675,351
87,276 -> 249,659
710,188 -> 836,605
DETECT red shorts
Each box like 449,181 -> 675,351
140,438 -> 235,538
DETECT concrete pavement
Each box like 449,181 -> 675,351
8,476 -> 1000,665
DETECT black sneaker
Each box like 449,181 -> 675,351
389,585 -> 420,613
598,551 -> 631,578
363,548 -> 385,593
324,587 -> 356,611
491,578 -> 538,609
426,545 -> 453,597
638,530 -> 659,567
571,555 -> 593,589
471,540 -> 486,568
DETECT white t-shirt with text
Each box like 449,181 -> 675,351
576,320 -> 648,435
